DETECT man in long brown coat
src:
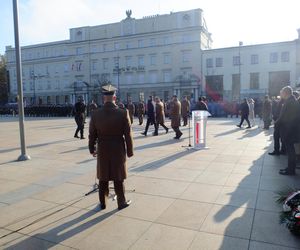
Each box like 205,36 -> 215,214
137,100 -> 145,125
154,97 -> 169,135
181,96 -> 190,126
89,84 -> 133,210
170,95 -> 182,139
127,98 -> 135,124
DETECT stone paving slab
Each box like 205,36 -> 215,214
0,116 -> 300,250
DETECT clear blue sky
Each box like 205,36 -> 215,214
1,0 -> 299,55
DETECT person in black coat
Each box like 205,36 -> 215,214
74,97 -> 86,139
194,96 -> 208,111
277,86 -> 300,175
236,98 -> 251,128
141,96 -> 157,136
269,95 -> 285,155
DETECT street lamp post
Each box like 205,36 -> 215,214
30,70 -> 48,105
13,0 -> 30,161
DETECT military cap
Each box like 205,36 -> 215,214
102,84 -> 117,95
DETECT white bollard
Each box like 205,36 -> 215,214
192,110 -> 211,149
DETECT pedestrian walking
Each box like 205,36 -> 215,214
127,98 -> 135,124
88,84 -> 133,209
236,98 -> 251,128
154,97 -> 169,135
141,96 -> 157,136
262,95 -> 272,129
137,100 -> 145,125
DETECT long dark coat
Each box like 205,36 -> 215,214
181,99 -> 190,117
89,102 -> 133,181
155,101 -> 165,124
170,100 -> 181,128
262,99 -> 272,122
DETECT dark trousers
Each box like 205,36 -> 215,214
285,141 -> 297,173
182,116 -> 188,126
74,116 -> 84,138
239,114 -> 251,127
144,118 -> 157,135
155,122 -> 168,134
99,180 -> 126,208
172,126 -> 182,137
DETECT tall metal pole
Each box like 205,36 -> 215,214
13,0 -> 30,161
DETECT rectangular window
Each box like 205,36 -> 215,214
92,60 -> 97,71
150,54 -> 156,65
163,37 -> 169,45
114,42 -> 120,50
125,42 -> 131,49
138,55 -> 144,66
251,54 -> 259,64
216,57 -> 223,67
76,47 -> 83,55
250,72 -> 259,89
91,45 -> 97,53
163,54 -> 171,64
206,58 -> 213,68
150,38 -> 156,47
103,44 -> 107,52
182,50 -> 191,62
103,58 -> 108,70
138,72 -> 145,83
149,71 -> 157,83
281,51 -> 289,62
163,71 -> 171,82
125,56 -> 132,67
126,73 -> 133,84
270,52 -> 278,63
76,62 -> 83,71
138,40 -> 144,48
233,56 -> 240,66
114,57 -> 119,67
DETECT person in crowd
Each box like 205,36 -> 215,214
89,84 -> 133,210
127,98 -> 135,124
236,98 -> 251,128
141,96 -> 157,136
276,86 -> 300,175
269,92 -> 286,155
154,97 -> 169,135
262,95 -> 272,129
194,96 -> 208,111
137,99 -> 145,125
248,98 -> 255,126
181,96 -> 190,126
74,96 -> 86,139
170,95 -> 182,139
89,100 -> 98,115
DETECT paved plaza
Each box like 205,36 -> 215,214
0,116 -> 300,250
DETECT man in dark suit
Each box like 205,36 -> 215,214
277,86 -> 300,175
194,96 -> 208,111
74,97 -> 86,139
89,84 -> 133,210
141,96 -> 157,136
237,98 -> 251,128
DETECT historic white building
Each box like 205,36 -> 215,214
6,9 -> 212,105
5,8 -> 300,104
202,33 -> 300,101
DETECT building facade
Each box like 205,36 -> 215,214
202,34 -> 300,101
5,9 -> 300,105
6,9 -> 212,105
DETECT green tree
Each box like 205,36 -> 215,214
0,54 -> 8,104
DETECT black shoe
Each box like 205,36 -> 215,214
279,169 -> 295,176
80,137 -> 85,139
141,132 -> 147,136
246,126 -> 251,129
279,151 -> 286,155
100,203 -> 106,210
165,128 -> 169,134
236,125 -> 241,128
153,133 -> 158,136
268,151 -> 280,156
118,200 -> 131,210
74,135 -> 80,138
